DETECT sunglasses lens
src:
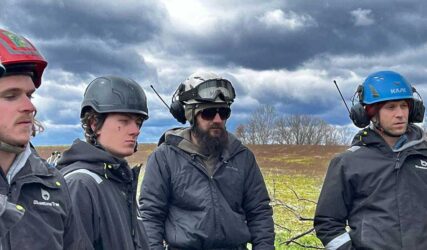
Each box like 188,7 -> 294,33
201,108 -> 217,120
218,108 -> 231,119
201,108 -> 230,120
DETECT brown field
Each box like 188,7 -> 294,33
36,143 -> 345,176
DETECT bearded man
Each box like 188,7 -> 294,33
139,72 -> 275,250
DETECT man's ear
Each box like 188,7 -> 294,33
371,114 -> 378,124
90,118 -> 98,133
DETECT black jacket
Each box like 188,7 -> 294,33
57,139 -> 150,250
314,125 -> 427,250
139,128 -> 275,250
0,147 -> 87,250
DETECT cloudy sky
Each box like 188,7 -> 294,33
1,0 -> 427,145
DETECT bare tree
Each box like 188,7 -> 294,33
235,124 -> 248,144
242,104 -> 353,146
246,105 -> 277,144
273,116 -> 293,144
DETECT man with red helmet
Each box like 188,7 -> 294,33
0,29 -> 89,249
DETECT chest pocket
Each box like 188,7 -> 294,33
404,156 -> 427,185
171,160 -> 207,207
214,161 -> 245,209
9,181 -> 67,250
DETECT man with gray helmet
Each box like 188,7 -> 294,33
139,72 -> 275,249
0,29 -> 87,249
315,71 -> 427,249
57,76 -> 150,250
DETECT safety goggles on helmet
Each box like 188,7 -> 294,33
179,79 -> 236,103
200,107 -> 231,120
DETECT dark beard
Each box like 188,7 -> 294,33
192,122 -> 228,156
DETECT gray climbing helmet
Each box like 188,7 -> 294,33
81,76 -> 149,119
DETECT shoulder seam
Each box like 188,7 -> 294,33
347,146 -> 361,152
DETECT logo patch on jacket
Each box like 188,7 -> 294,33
415,160 -> 427,170
33,188 -> 60,208
41,188 -> 50,201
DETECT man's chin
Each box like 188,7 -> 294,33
209,129 -> 224,138
385,129 -> 406,137
2,138 -> 28,148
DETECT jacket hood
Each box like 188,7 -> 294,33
57,139 -> 127,169
351,124 -> 426,152
161,127 -> 245,160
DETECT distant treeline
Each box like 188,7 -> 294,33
235,104 -> 353,145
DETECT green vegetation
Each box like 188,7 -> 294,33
264,172 -> 324,249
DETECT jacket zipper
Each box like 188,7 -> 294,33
394,152 -> 403,249
173,145 -> 246,244
189,156 -> 218,241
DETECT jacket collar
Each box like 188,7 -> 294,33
352,124 -> 427,154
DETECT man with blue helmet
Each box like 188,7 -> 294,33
314,71 -> 427,249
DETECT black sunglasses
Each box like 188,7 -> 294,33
200,107 -> 231,120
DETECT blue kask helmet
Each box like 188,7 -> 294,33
361,71 -> 413,105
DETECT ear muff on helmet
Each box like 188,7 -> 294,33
409,88 -> 425,123
170,84 -> 187,124
349,85 -> 370,128
170,100 -> 186,124
350,102 -> 371,128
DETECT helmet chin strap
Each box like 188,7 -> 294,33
0,140 -> 25,154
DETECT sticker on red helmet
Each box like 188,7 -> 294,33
2,30 -> 31,48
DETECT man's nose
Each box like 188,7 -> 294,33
129,121 -> 141,136
20,96 -> 36,113
212,112 -> 222,123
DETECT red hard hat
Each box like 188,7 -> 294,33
0,29 -> 47,88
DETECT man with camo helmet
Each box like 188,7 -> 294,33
139,72 -> 275,249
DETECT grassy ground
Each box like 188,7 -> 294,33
36,144 -> 346,249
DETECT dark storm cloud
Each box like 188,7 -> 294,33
45,42 -> 154,80
170,0 -> 427,70
0,0 -> 166,79
2,0 -> 165,42
2,0 -> 426,145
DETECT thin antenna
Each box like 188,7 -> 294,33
333,80 -> 351,114
150,85 -> 170,110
